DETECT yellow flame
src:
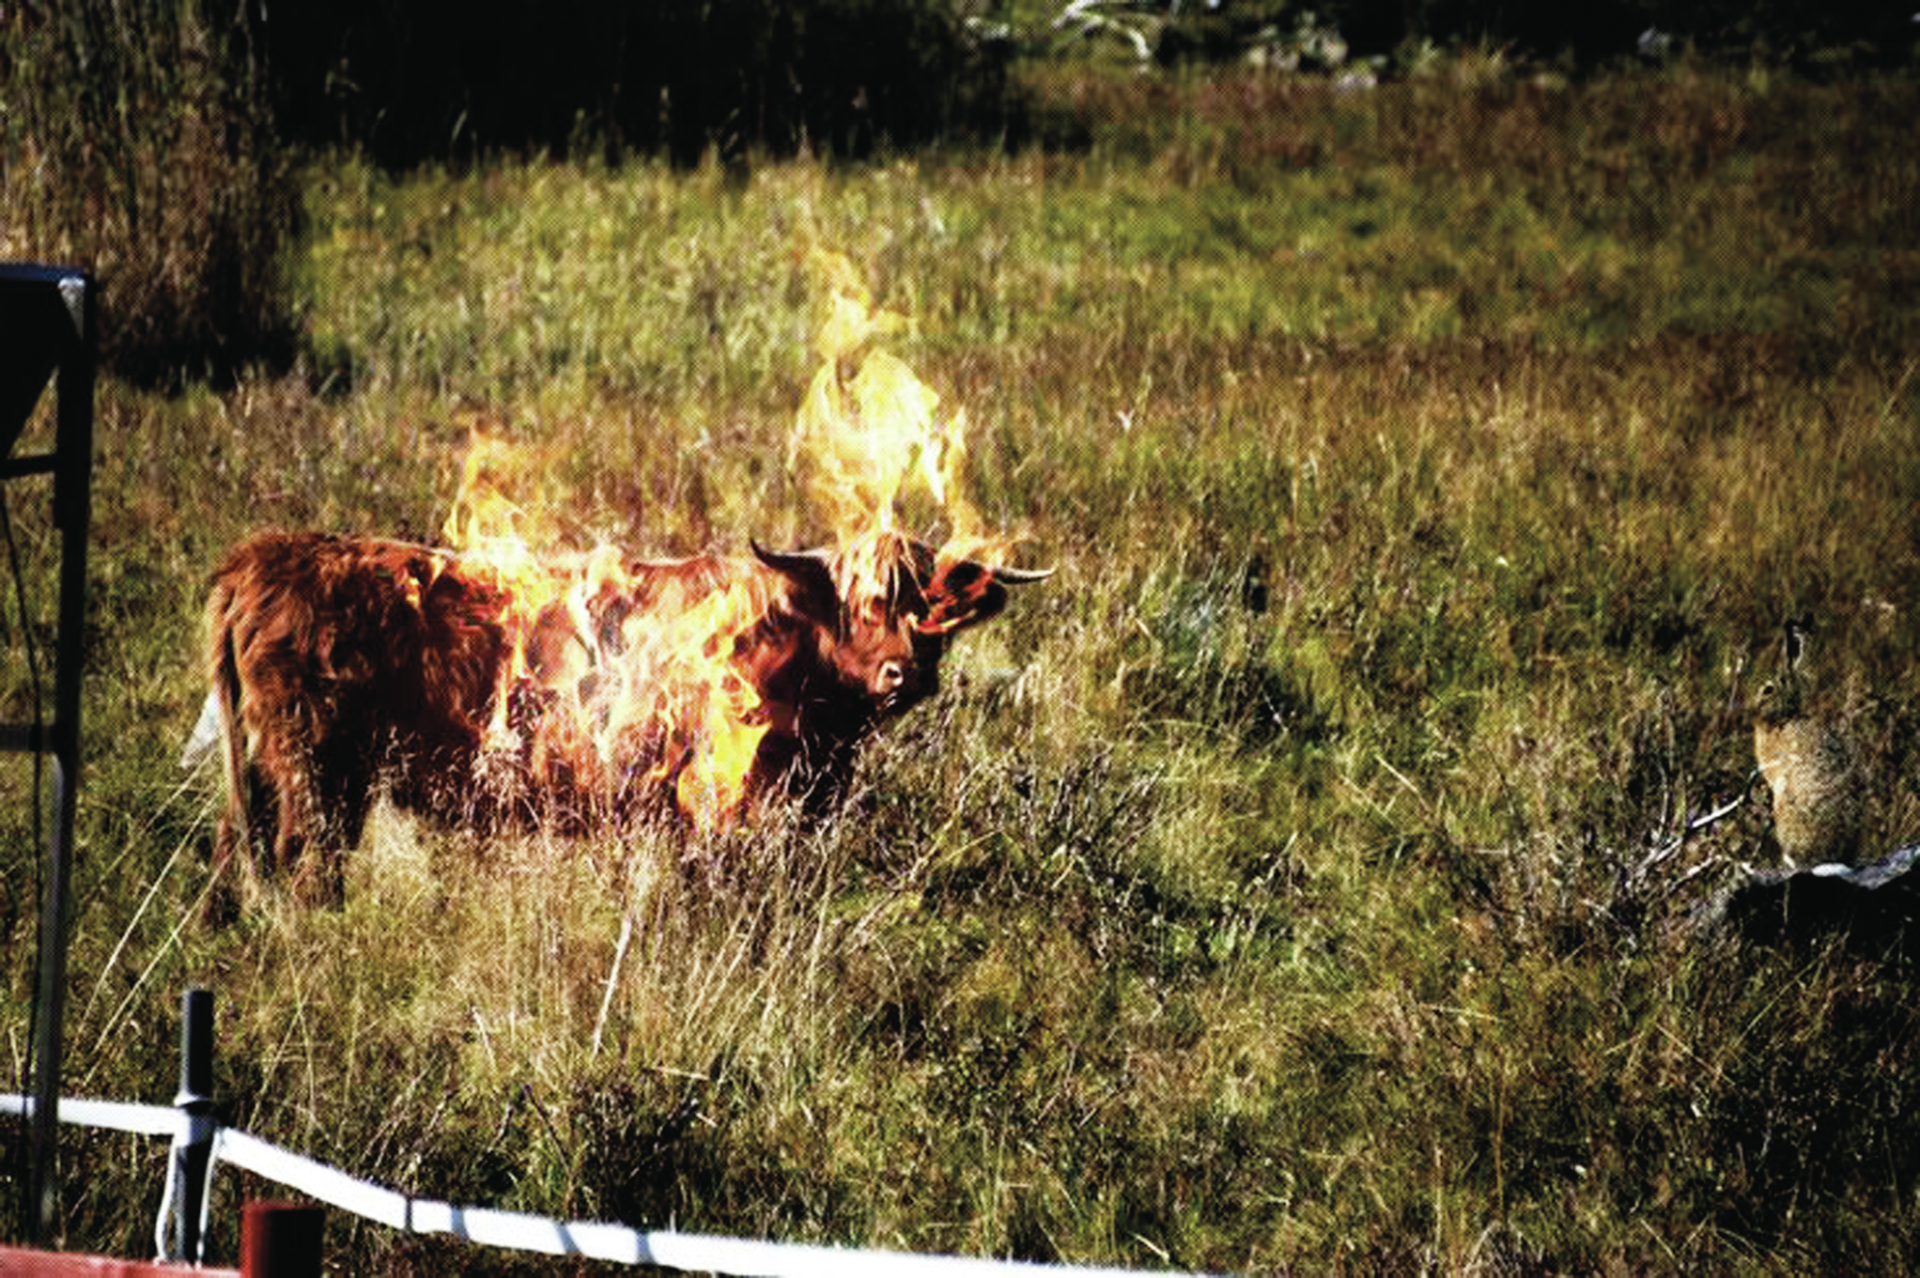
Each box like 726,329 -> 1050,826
668,596 -> 772,833
442,429 -> 771,827
793,250 -> 984,560
420,249 -> 1021,833
443,430 -> 574,743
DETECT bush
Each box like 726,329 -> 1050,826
0,0 -> 300,387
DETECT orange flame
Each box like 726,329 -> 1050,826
791,249 -> 1016,592
440,427 -> 772,832
644,584 -> 773,832
429,250 -> 1016,832
442,429 -> 572,745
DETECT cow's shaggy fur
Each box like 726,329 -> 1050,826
198,529 -> 1036,909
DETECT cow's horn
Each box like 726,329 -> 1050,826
991,564 -> 1053,585
750,540 -> 832,573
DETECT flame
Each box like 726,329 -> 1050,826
419,250 -> 1017,833
643,584 -> 772,832
440,427 -> 771,832
792,249 -> 1015,590
442,429 -> 571,745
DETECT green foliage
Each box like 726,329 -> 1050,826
0,0 -> 300,386
6,68 -> 1920,1270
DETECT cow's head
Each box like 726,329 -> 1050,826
751,533 -> 1048,716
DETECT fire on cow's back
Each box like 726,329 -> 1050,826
185,527 -> 1046,913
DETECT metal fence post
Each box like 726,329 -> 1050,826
160,988 -> 217,1264
4,263 -> 96,1247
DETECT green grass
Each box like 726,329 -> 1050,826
7,68 -> 1920,1271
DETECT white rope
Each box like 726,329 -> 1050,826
637,1233 -> 1157,1277
0,1093 -> 181,1137
7,1093 -> 1183,1275
212,1128 -> 411,1231
211,1127 -> 1164,1274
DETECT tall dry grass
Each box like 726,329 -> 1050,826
1,1 -> 298,385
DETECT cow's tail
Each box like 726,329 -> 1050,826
179,689 -> 223,770
197,581 -> 252,850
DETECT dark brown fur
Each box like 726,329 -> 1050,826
206,532 -> 511,905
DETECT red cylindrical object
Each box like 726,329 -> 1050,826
240,1201 -> 323,1278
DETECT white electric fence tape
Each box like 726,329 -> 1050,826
1,1093 -> 181,1138
6,1093 -> 1181,1276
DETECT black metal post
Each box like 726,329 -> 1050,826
12,265 -> 95,1247
168,988 -> 217,1264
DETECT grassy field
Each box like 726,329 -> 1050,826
7,68 -> 1920,1271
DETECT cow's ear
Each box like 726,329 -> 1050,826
751,541 -> 840,625
917,559 -> 1050,636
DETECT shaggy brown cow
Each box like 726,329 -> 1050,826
192,529 -> 1043,907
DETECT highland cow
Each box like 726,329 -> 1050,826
189,529 -> 1043,907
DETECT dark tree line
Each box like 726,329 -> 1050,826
248,0 -> 1016,167
251,1 -> 1914,167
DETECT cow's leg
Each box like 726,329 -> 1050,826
205,740 -> 275,924
301,741 -> 373,908
272,773 -> 310,889
248,727 -> 317,904
205,797 -> 247,927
